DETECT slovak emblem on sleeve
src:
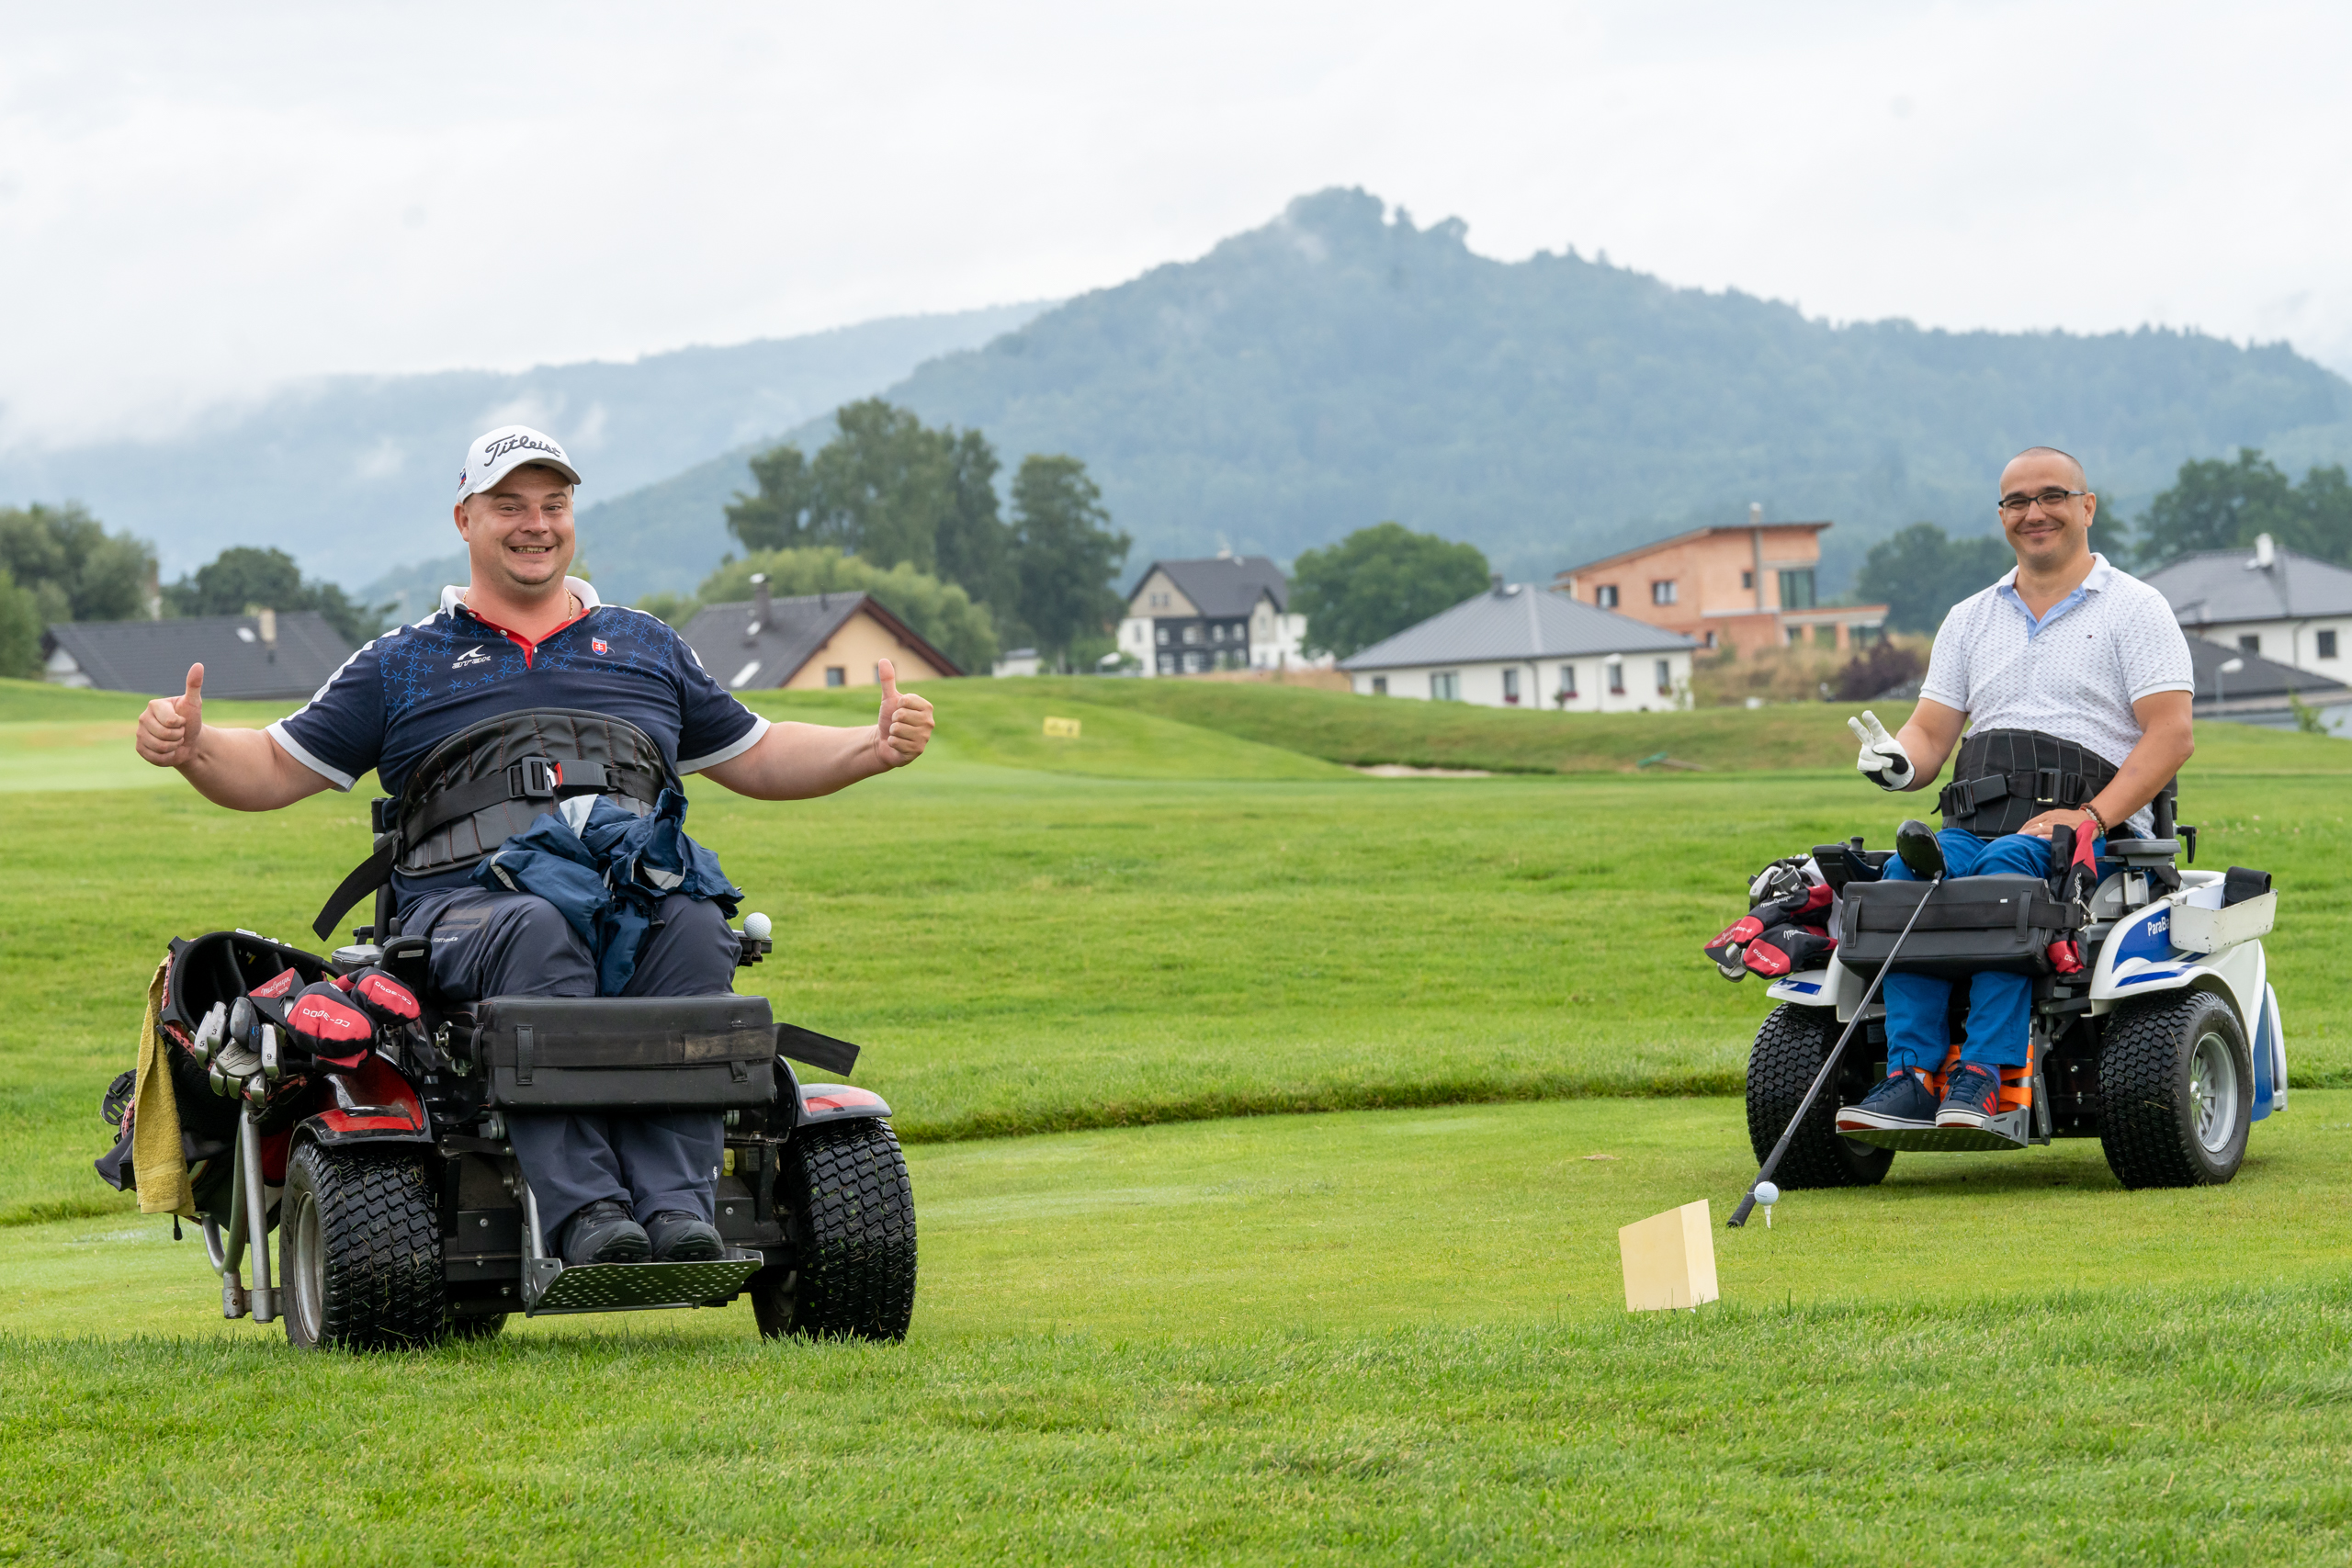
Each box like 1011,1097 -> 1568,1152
592,638 -> 609,654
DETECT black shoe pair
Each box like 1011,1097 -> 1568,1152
560,1201 -> 724,1265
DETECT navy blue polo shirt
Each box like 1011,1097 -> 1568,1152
268,578 -> 767,805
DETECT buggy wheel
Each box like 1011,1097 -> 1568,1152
279,1143 -> 447,1351
2098,990 -> 2251,1189
752,1119 -> 916,1342
1745,1003 -> 1894,1190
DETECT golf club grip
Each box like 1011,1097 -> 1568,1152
1731,871 -> 1943,1227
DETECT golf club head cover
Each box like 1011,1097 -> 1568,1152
281,981 -> 375,1069
1742,924 -> 1836,978
2048,822 -> 2101,906
343,967 -> 421,1030
2046,938 -> 2086,976
1703,914 -> 1763,978
250,966 -> 301,1001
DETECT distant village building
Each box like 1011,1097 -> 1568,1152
992,647 -> 1042,678
1554,509 -> 1888,656
41,610 -> 355,701
1116,555 -> 1323,676
676,578 -> 960,691
1339,579 -> 1696,711
2142,536 -> 2352,677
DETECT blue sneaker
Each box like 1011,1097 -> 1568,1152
1836,1068 -> 1939,1134
1936,1063 -> 2004,1130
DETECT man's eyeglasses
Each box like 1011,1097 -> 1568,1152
1997,489 -> 2087,515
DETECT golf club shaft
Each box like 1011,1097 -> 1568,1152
1728,870 -> 1942,1228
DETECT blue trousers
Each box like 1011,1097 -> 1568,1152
1879,829 -> 2097,1073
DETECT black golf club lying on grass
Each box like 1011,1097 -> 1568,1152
1728,818 -> 1947,1229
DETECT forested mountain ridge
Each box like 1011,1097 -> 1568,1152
0,301 -> 1050,587
872,187 -> 2350,586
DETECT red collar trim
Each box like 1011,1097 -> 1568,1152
456,598 -> 591,670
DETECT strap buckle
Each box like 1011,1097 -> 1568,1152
2034,767 -> 2061,805
510,758 -> 563,800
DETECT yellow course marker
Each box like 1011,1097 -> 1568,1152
1618,1199 -> 1719,1312
1042,716 -> 1081,739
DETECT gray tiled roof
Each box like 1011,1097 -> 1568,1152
2142,547 -> 2352,624
2184,634 -> 2351,702
1340,585 -> 1695,671
41,613 -> 356,701
678,590 -> 963,690
1129,556 -> 1289,616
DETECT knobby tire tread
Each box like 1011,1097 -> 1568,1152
1745,1004 -> 1894,1190
2098,992 -> 2246,1189
756,1119 -> 917,1342
287,1144 -> 447,1351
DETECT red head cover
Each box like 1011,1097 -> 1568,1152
348,969 -> 420,1023
286,981 -> 375,1066
251,967 -> 300,1000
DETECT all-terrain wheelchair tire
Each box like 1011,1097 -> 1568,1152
753,1119 -> 917,1342
279,1143 -> 447,1351
1745,1003 -> 1894,1190
2098,990 -> 2251,1189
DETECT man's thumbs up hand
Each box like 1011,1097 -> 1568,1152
872,657 -> 933,769
137,663 -> 206,769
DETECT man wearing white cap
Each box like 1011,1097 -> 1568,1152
134,424 -> 935,1266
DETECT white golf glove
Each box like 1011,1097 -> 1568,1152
1849,711 -> 1915,791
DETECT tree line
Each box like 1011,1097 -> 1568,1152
637,400 -> 1133,672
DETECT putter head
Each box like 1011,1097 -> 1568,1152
1894,818 -> 1945,879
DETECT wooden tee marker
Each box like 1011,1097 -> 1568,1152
1618,1200 -> 1720,1312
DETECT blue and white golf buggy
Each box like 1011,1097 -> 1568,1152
1715,784 -> 2287,1191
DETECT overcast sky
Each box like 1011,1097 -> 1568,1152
5,0 -> 2347,447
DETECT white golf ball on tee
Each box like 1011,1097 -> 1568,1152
1754,1181 -> 1780,1206
743,912 -> 773,940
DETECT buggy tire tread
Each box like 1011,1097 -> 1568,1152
2098,991 -> 2250,1189
1745,1003 -> 1894,1190
281,1143 -> 447,1351
754,1119 -> 916,1342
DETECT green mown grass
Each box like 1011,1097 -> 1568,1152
8,1094 -> 2352,1563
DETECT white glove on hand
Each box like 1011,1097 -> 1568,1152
1849,711 -> 1915,791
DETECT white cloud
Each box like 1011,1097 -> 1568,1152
2,0 -> 2348,447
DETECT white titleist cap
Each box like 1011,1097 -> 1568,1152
456,424 -> 582,502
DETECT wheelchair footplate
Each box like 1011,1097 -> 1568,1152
521,1251 -> 764,1316
1842,1105 -> 2034,1153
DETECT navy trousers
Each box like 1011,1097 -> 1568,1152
401,886 -> 741,1240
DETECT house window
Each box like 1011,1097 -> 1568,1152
1656,660 -> 1673,696
1159,653 -> 1175,673
1741,570 -> 1754,590
1372,676 -> 1388,695
1779,570 -> 1816,610
1558,664 -> 1577,700
1183,625 -> 1202,645
1607,661 -> 1625,695
1182,651 -> 1204,673
1651,580 -> 1677,605
1156,626 -> 1170,646
2320,629 -> 2340,660
825,666 -> 846,687
1431,671 -> 1461,702
1595,585 -> 1620,609
1502,668 -> 1521,705
2238,635 -> 2261,656
1702,630 -> 1716,649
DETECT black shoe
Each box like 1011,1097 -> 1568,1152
643,1211 -> 724,1263
561,1200 -> 649,1265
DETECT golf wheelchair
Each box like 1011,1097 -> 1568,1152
101,914 -> 917,1351
1714,784 -> 2287,1191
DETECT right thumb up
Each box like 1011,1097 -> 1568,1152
178,663 -> 205,718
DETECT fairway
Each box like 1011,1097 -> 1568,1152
4,677 -> 2349,1563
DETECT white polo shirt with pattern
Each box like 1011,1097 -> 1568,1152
1919,553 -> 2194,835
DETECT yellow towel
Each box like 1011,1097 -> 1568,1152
130,954 -> 195,1217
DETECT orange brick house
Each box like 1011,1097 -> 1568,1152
1554,508 -> 1888,657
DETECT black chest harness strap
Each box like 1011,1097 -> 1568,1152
311,710 -> 679,941
1934,728 -> 2119,839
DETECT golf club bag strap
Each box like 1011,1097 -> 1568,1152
1934,728 -> 2118,838
311,708 -> 681,941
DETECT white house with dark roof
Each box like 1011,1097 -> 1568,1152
1340,580 -> 1697,710
2141,536 -> 2352,677
1115,554 -> 1323,675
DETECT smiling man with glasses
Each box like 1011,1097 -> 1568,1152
1837,446 -> 2195,1136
